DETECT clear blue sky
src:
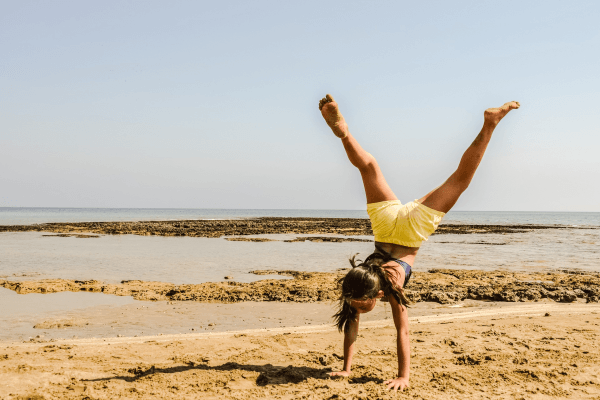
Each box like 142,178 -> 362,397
2,0 -> 599,211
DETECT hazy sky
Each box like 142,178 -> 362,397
2,1 -> 599,211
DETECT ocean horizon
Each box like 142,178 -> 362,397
1,207 -> 600,227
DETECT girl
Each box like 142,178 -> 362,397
318,94 -> 520,392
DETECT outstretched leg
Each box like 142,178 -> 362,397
419,101 -> 521,213
320,94 -> 397,204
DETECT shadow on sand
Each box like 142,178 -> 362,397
82,361 -> 383,386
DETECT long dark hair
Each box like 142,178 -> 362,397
333,252 -> 411,333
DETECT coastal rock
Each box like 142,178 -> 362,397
521,288 -> 542,301
283,236 -> 373,243
0,218 -> 570,238
426,291 -> 453,304
548,289 -> 578,303
496,291 -> 520,302
33,319 -> 88,329
3,269 -> 599,305
585,288 -> 600,303
225,237 -> 276,242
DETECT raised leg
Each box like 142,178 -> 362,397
419,101 -> 521,213
320,94 -> 397,204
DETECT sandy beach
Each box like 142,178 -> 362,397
1,303 -> 599,399
2,218 -> 599,398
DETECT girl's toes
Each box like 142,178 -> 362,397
326,94 -> 334,102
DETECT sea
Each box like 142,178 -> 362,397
1,208 -> 599,286
0,208 -> 599,341
2,207 -> 600,226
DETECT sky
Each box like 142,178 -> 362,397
1,0 -> 599,211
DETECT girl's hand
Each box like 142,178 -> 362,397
329,371 -> 351,377
384,376 -> 409,392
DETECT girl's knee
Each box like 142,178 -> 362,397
358,153 -> 378,172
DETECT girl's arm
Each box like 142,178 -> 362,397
384,294 -> 410,391
330,314 -> 360,376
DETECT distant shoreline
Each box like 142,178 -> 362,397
2,208 -> 600,227
0,217 -> 589,238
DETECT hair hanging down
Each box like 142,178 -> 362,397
333,252 -> 412,333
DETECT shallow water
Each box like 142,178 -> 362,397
1,226 -> 598,342
0,287 -> 136,341
421,228 -> 600,272
0,287 -> 135,319
0,232 -> 373,284
1,228 -> 598,286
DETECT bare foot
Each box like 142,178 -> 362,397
484,101 -> 520,125
319,94 -> 349,139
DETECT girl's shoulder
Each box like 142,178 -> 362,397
381,261 -> 406,289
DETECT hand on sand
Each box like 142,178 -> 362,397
329,370 -> 351,377
384,376 -> 409,392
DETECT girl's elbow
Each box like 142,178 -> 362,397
394,322 -> 409,336
393,315 -> 409,332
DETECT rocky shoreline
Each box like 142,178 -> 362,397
0,217 -> 573,238
2,269 -> 599,304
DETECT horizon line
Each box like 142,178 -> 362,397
0,207 -> 599,213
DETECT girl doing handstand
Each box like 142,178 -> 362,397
318,94 -> 520,392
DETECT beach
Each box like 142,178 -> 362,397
1,304 -> 599,399
5,0 -> 600,397
1,216 -> 599,398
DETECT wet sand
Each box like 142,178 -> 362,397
1,291 -> 534,342
1,304 -> 599,399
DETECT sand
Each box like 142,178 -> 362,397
1,304 -> 599,399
